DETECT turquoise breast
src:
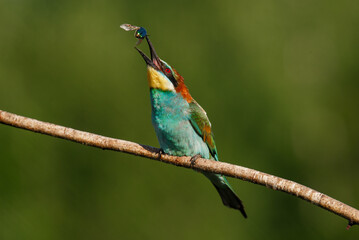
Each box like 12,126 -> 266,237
150,89 -> 210,159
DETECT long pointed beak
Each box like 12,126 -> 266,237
135,36 -> 162,70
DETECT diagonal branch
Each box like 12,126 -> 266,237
0,109 -> 358,228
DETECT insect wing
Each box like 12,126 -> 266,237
135,38 -> 143,46
120,24 -> 140,31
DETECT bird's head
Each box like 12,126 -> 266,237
136,36 -> 192,102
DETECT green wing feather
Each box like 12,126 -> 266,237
189,100 -> 218,161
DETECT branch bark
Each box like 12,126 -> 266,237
0,109 -> 358,227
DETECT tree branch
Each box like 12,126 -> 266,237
0,109 -> 358,228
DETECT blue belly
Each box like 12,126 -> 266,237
150,89 -> 210,159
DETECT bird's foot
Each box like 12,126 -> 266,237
347,220 -> 354,230
156,148 -> 164,160
190,154 -> 202,167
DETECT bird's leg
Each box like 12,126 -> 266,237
190,154 -> 202,167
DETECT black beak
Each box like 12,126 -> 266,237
135,36 -> 162,70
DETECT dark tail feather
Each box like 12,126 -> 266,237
213,184 -> 247,218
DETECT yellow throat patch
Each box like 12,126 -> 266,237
147,66 -> 175,91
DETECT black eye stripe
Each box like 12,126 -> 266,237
168,75 -> 178,87
161,62 -> 178,87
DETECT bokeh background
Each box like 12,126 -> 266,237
1,0 -> 358,239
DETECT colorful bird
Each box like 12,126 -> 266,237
134,35 -> 247,218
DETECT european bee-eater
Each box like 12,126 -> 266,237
135,36 -> 247,218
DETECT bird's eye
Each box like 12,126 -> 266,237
165,68 -> 171,74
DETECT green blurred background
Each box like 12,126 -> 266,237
1,0 -> 358,239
